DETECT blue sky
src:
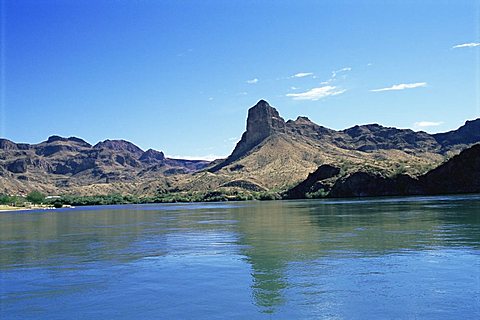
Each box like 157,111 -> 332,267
1,0 -> 479,160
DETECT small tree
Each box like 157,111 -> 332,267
26,191 -> 45,204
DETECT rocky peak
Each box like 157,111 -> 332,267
0,138 -> 18,150
294,116 -> 312,124
47,135 -> 68,143
93,139 -> 144,157
237,100 -> 285,149
208,100 -> 286,171
139,149 -> 165,163
343,124 -> 384,137
434,118 -> 480,147
46,135 -> 91,147
233,100 -> 285,157
245,100 -> 286,136
286,115 -> 335,138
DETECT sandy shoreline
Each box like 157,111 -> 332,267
0,205 -> 55,212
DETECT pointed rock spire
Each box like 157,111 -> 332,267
209,100 -> 286,172
244,100 -> 286,147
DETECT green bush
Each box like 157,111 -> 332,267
0,194 -> 20,205
26,191 -> 45,204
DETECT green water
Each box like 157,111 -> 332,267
1,195 -> 479,319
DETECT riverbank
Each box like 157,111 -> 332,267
0,204 -> 56,212
0,205 -> 25,211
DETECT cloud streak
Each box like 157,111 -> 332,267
331,67 -> 351,78
286,86 -> 346,101
370,82 -> 427,92
452,42 -> 480,49
292,72 -> 314,78
414,121 -> 444,128
246,78 -> 258,84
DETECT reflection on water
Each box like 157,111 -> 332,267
1,195 -> 479,319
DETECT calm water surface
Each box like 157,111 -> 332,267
1,195 -> 479,319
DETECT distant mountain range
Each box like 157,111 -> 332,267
0,135 -> 209,195
1,99 -> 479,197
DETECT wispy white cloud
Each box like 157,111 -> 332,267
168,154 -> 225,161
331,67 -> 351,78
246,78 -> 258,84
370,82 -> 427,92
319,67 -> 352,85
452,42 -> 480,49
414,121 -> 444,128
292,72 -> 314,78
286,86 -> 346,101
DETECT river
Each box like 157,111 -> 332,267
1,195 -> 479,319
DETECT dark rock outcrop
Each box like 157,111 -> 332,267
291,144 -> 480,198
328,172 -> 420,198
7,159 -> 29,173
62,158 -> 97,175
285,164 -> 340,199
420,143 -> 480,194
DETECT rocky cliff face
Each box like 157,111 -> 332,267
231,100 -> 286,160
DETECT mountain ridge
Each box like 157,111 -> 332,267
1,99 -> 479,196
0,135 -> 211,195
198,100 -> 479,193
